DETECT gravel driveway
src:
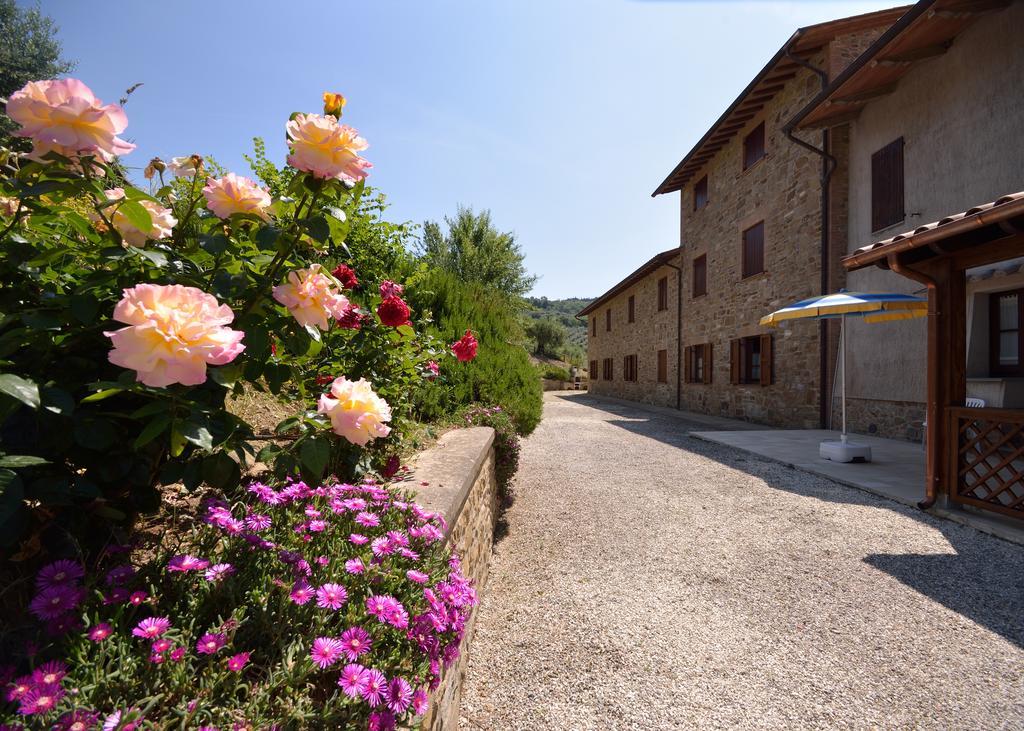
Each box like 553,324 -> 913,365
459,393 -> 1024,730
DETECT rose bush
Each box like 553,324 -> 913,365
0,80 -> 473,547
0,476 -> 476,729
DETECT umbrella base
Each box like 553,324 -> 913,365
819,440 -> 872,463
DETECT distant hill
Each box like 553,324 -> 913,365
524,296 -> 593,351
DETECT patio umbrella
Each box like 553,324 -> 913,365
759,291 -> 927,450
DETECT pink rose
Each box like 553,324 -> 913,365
285,113 -> 371,182
452,330 -> 478,362
272,264 -> 351,331
105,284 -> 245,387
100,188 -> 176,247
317,377 -> 392,446
202,173 -> 272,221
6,79 -> 135,162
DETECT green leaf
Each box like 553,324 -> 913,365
201,233 -> 230,256
135,248 -> 168,267
117,200 -> 153,232
255,225 -> 281,251
0,374 -> 40,409
303,216 -> 330,243
0,469 -> 25,524
0,455 -> 49,468
22,311 -> 62,331
73,419 -> 116,450
201,452 -> 240,489
70,294 -> 101,325
256,443 -> 282,464
81,388 -> 124,403
299,436 -> 331,478
93,504 -> 127,521
169,423 -> 187,458
133,415 -> 170,449
41,386 -> 75,416
181,421 -> 214,451
209,362 -> 243,388
397,324 -> 416,338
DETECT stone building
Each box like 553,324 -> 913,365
583,7 -> 907,427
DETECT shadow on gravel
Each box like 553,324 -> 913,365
556,392 -> 1024,650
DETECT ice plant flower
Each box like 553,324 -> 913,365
412,687 -> 430,715
340,626 -> 372,661
6,78 -> 135,161
202,173 -> 272,221
88,622 -> 113,642
204,563 -> 235,582
317,377 -> 392,446
286,113 -> 371,181
386,677 -> 413,715
226,652 -> 250,672
19,684 -> 63,715
31,660 -> 66,687
272,265 -> 351,330
376,296 -> 411,327
196,633 -> 226,654
406,570 -> 429,584
345,557 -> 364,575
105,284 -> 245,388
29,585 -> 83,620
54,710 -> 100,730
128,590 -> 148,606
290,580 -> 315,605
132,617 -> 170,639
310,637 -> 344,668
361,669 -> 388,707
101,188 -> 177,248
35,560 -> 84,589
316,583 -> 348,610
167,554 -> 210,572
452,330 -> 478,362
339,663 -> 367,698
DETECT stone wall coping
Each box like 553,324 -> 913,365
410,426 -> 495,539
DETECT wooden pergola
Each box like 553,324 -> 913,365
843,192 -> 1024,520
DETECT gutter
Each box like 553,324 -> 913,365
781,42 -> 835,430
662,256 -> 684,411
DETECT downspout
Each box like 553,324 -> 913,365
781,43 -> 836,430
662,258 -> 684,410
887,255 -> 940,510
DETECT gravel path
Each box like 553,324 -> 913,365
459,393 -> 1024,730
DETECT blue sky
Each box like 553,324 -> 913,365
41,0 -> 896,299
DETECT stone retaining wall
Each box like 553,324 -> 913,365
411,427 -> 498,731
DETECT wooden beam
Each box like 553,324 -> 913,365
834,83 -> 899,104
877,42 -> 952,64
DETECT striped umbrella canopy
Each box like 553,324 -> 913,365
759,291 -> 927,327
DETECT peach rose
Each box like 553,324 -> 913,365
285,113 -> 371,182
168,155 -> 202,177
317,377 -> 392,446
322,91 -> 346,117
272,264 -> 351,331
102,188 -> 177,247
6,79 -> 136,162
105,284 -> 245,388
202,173 -> 272,221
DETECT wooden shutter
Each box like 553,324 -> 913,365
684,346 -> 692,384
589,360 -> 597,380
704,342 -> 713,384
628,295 -> 635,323
742,222 -> 764,278
694,176 -> 708,210
693,255 -> 707,297
657,349 -> 667,383
606,308 -> 611,331
871,137 -> 904,232
760,334 -> 773,386
730,339 -> 741,384
743,122 -> 765,170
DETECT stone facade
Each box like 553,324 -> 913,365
585,257 -> 681,408
411,427 -> 498,731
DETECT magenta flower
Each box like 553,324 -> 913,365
340,626 -> 372,661
128,590 -> 148,606
31,660 -> 67,686
338,663 -> 367,698
204,563 -> 235,582
152,638 -> 172,654
54,710 -> 100,730
289,580 -> 314,605
367,711 -> 396,731
167,554 -> 209,572
370,537 -> 393,557
378,596 -> 409,629
18,684 -> 64,715
345,558 -> 364,575
6,676 -> 32,702
132,616 -> 170,639
226,652 -> 250,672
104,564 -> 136,586
406,570 -> 429,584
350,533 -> 369,545
245,513 -> 271,531
29,584 -> 83,620
308,519 -> 327,533
169,646 -> 186,662
35,559 -> 84,589
361,668 -> 387,707
386,676 -> 413,714
316,583 -> 348,610
89,622 -> 113,642
310,637 -> 344,669
355,511 -> 380,528
196,632 -> 226,654
412,687 -> 429,715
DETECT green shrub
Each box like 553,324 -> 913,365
536,363 -> 570,382
407,269 -> 542,436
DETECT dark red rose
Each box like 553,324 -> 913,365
337,304 -> 364,330
377,296 -> 411,328
331,264 -> 358,290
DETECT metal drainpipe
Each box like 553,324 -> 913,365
781,43 -> 837,430
887,255 -> 940,510
663,259 -> 684,410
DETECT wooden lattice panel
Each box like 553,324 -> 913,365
953,411 -> 1024,519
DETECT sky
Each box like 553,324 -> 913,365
40,0 -> 898,299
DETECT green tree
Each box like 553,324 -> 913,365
0,0 -> 75,145
527,317 -> 566,358
419,206 -> 537,301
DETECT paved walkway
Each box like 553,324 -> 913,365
459,393 -> 1024,730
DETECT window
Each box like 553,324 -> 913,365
657,349 -> 668,384
684,343 -> 712,384
693,175 -> 709,210
628,295 -> 635,323
742,222 -> 765,279
990,290 -> 1024,376
730,334 -> 773,386
591,317 -> 597,336
602,358 -> 614,381
743,121 -> 765,170
871,137 -> 904,232
589,360 -> 598,380
605,308 -> 611,332
623,354 -> 638,382
693,254 -> 707,297
657,277 -> 668,311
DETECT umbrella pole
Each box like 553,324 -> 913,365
841,313 -> 847,443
